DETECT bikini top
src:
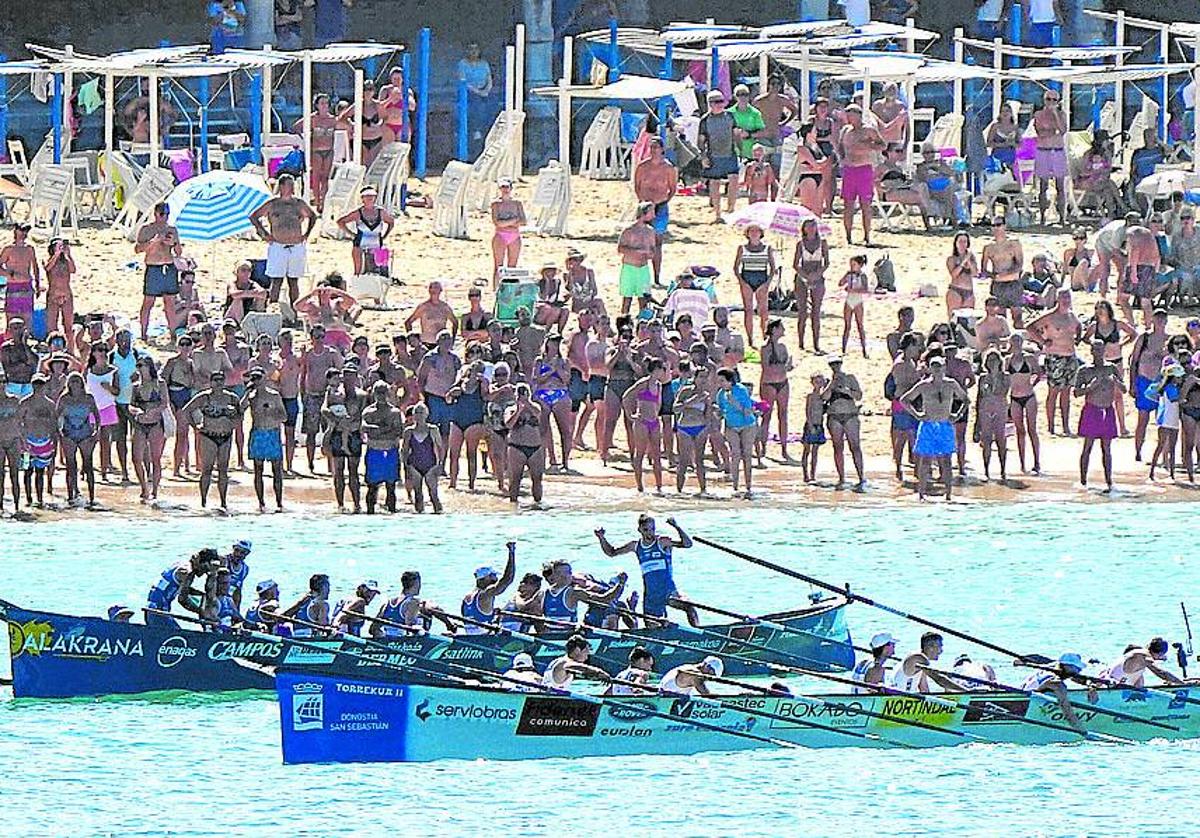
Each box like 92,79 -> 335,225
1096,321 -> 1121,345
800,239 -> 824,268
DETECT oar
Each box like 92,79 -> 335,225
344,609 -> 425,635
1011,659 -> 1200,709
684,598 -> 868,654
922,663 -> 1180,735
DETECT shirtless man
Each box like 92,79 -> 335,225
404,281 -> 457,346
0,319 -> 37,397
617,203 -> 657,315
1121,217 -> 1161,326
1074,339 -> 1125,491
132,204 -> 185,345
574,313 -> 610,451
17,374 -> 57,506
416,330 -> 462,447
565,311 -> 593,433
871,82 -> 909,148
974,296 -> 1012,350
1027,289 -> 1083,437
899,355 -> 967,501
886,333 -> 922,480
322,363 -> 367,513
299,324 -> 343,474
944,344 -> 976,478
632,137 -> 678,287
711,307 -> 746,367
742,143 -> 778,203
275,330 -> 303,473
0,223 -> 41,331
1032,89 -> 1069,225
225,261 -> 268,323
886,307 -> 916,360
0,376 -> 22,512
241,365 -> 287,512
752,75 -> 796,171
513,307 -> 546,380
250,174 -> 317,310
838,104 -> 886,246
361,380 -> 405,513
1129,308 -> 1170,461
981,217 -> 1025,327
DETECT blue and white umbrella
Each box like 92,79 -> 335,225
165,170 -> 273,243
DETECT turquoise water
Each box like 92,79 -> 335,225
2,504 -> 1198,836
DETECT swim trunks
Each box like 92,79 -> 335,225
365,446 -> 399,484
990,279 -> 1023,310
1033,147 -> 1068,179
619,263 -> 652,298
1044,354 -> 1081,388
914,420 -> 956,457
702,155 -> 740,180
891,403 -> 919,433
144,263 -> 180,297
1121,264 -> 1156,299
248,427 -> 283,461
801,422 -> 826,445
1078,404 -> 1118,440
1134,375 -> 1158,413
840,164 -> 875,205
653,202 -> 670,236
25,435 -> 54,469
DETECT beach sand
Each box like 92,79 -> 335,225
7,174 -> 1200,521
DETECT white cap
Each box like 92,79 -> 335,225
359,579 -> 380,592
511,652 -> 535,671
869,632 -> 896,650
474,566 -> 498,581
700,655 -> 724,677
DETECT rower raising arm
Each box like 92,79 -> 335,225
594,514 -> 699,626
461,542 -> 518,633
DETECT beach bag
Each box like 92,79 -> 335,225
873,253 -> 896,292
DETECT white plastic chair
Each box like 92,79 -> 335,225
26,164 -> 78,239
319,163 -> 367,238
432,160 -> 473,239
527,160 -> 571,236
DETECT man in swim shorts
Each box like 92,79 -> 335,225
886,333 -> 921,480
1129,308 -> 1169,461
617,202 -> 657,315
242,365 -> 287,512
1032,89 -> 1068,226
899,355 -> 967,501
633,136 -> 678,287
361,380 -> 404,513
1026,289 -> 1083,436
838,103 -> 886,246
1073,339 -> 1125,491
981,216 -> 1025,327
298,324 -> 343,474
1121,217 -> 1162,326
251,174 -> 317,311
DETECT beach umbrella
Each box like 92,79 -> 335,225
723,201 -> 828,237
165,170 -> 273,243
1135,169 -> 1200,198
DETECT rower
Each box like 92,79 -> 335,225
852,632 -> 896,693
659,655 -> 723,697
499,573 -> 544,634
203,568 -> 242,632
460,542 -> 517,634
222,539 -> 252,611
541,559 -> 627,624
245,579 -> 284,634
582,574 -> 633,630
1021,652 -> 1095,734
331,580 -> 381,636
950,653 -> 998,690
502,652 -> 542,692
371,571 -> 426,638
609,646 -> 656,696
1099,638 -> 1183,687
542,634 -> 608,689
145,548 -> 220,627
890,632 -> 962,693
107,604 -> 134,623
595,514 -> 700,626
284,574 -> 331,637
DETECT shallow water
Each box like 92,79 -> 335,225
1,504 -> 1197,836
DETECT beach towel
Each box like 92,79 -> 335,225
78,79 -> 103,115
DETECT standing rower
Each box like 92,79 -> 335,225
223,539 -> 252,611
890,632 -> 963,693
283,574 -> 331,637
852,632 -> 896,693
460,542 -> 517,633
1100,638 -> 1183,687
372,571 -> 426,637
594,514 -> 699,626
331,580 -> 381,636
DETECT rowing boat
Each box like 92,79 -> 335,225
276,671 -> 1200,764
0,595 -> 855,698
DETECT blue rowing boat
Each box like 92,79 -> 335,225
1,595 -> 854,698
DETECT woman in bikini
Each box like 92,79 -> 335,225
601,329 -> 640,466
1083,300 -> 1136,436
56,371 -> 101,509
1063,228 -> 1095,292
976,348 -> 1011,482
985,104 -> 1019,171
622,358 -> 669,494
1179,361 -> 1200,483
378,68 -> 414,145
162,336 -> 197,477
484,361 -> 516,492
504,383 -> 545,506
793,218 -> 828,354
792,122 -> 829,214
84,343 -> 119,482
445,350 -> 489,492
672,362 -> 712,496
758,318 -> 793,462
44,238 -> 76,340
532,332 -> 574,473
341,81 -> 388,168
946,232 -> 979,318
822,359 -> 866,489
401,402 -> 444,513
337,186 -> 395,275
295,94 -> 347,214
128,356 -> 168,503
181,370 -> 241,512
838,254 -> 870,358
490,179 -> 526,287
1005,331 -> 1043,474
732,223 -> 776,347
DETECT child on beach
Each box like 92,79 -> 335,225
743,144 -> 778,204
839,255 -> 870,358
801,373 -> 827,482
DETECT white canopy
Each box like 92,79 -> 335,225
1011,63 -> 1199,85
827,51 -> 999,82
0,60 -> 47,76
289,42 -> 403,63
532,74 -> 693,100
954,37 -> 1139,61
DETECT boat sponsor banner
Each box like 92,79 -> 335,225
278,672 -> 408,764
873,696 -> 963,729
767,696 -> 871,730
516,696 -> 600,737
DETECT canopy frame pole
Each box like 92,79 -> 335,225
558,35 -> 574,166
505,45 -> 516,114
798,46 -> 810,123
1008,3 -> 1022,105
904,17 -> 917,159
657,39 -> 671,145
608,18 -> 619,83
415,27 -> 431,178
103,73 -> 115,186
1159,28 -> 1169,140
149,72 -> 160,165
62,44 -> 74,155
262,47 -> 274,139
301,56 -> 313,195
353,68 -> 364,167
52,72 -> 63,163
1062,59 -> 1072,133
1114,11 -> 1125,140
992,37 -> 1003,120
757,53 -> 769,96
457,78 -> 469,160
1194,67 -> 1200,174
515,23 -> 526,177
952,27 -> 965,119
199,74 -> 210,173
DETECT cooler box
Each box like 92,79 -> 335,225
494,281 -> 538,325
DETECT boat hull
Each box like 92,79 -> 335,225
277,673 -> 1200,764
1,596 -> 854,698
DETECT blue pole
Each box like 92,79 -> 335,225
456,79 -> 469,160
658,42 -> 672,143
608,18 -> 620,83
249,73 -> 262,159
1050,25 -> 1062,95
199,75 -> 210,173
415,27 -> 430,177
1009,3 -> 1022,105
710,46 -> 719,92
365,56 -> 378,82
52,73 -> 63,163
1091,90 -> 1102,131
0,54 -> 8,163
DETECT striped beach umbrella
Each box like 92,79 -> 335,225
723,201 -> 829,238
165,170 -> 273,243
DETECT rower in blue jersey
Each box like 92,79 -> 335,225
202,568 -> 243,632
245,579 -> 284,634
222,539 -> 252,611
540,559 -> 627,626
282,574 -> 331,637
371,571 -> 426,638
594,515 -> 699,626
331,580 -> 381,636
145,548 -> 220,627
460,542 -> 517,634
499,573 -> 545,634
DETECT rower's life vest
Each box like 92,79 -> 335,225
635,537 -> 676,603
542,585 -> 576,622
148,564 -> 188,609
460,590 -> 493,635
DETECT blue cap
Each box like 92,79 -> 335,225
1058,652 -> 1085,673
234,539 -> 252,553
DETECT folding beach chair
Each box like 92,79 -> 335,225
319,162 -> 366,238
114,166 -> 175,239
467,111 -> 524,212
580,106 -> 626,179
364,142 -> 410,213
25,164 -> 78,239
527,160 -> 571,236
432,161 -> 472,239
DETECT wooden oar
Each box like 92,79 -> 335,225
501,609 -> 1134,745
